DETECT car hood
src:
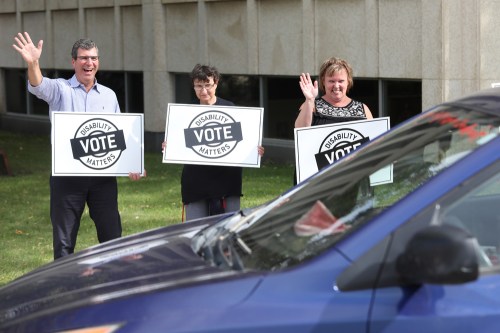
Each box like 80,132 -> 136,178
0,216 -> 241,325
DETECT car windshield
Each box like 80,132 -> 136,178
193,105 -> 500,271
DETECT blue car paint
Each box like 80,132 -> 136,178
8,252 -> 360,332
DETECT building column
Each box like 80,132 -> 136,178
142,0 -> 173,136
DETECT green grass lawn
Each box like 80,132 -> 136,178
0,130 -> 294,286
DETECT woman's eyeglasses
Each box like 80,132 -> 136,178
193,83 -> 215,91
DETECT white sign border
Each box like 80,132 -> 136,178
294,117 -> 391,184
162,103 -> 264,168
51,112 -> 145,177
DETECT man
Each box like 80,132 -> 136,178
13,32 -> 143,259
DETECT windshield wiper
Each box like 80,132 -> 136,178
197,228 -> 247,271
234,234 -> 252,255
211,233 -> 245,270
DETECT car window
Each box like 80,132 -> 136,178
440,167 -> 500,269
335,161 -> 500,291
210,106 -> 500,271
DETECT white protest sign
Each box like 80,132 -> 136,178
163,103 -> 263,168
51,112 -> 144,176
294,117 -> 392,184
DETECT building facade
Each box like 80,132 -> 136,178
0,0 -> 498,162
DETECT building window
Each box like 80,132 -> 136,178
265,76 -> 302,139
349,79 -> 379,118
218,75 -> 260,108
125,72 -> 144,114
97,71 -> 144,114
175,73 -> 259,108
174,73 -> 421,141
383,80 -> 422,127
5,68 -> 27,115
3,68 -> 143,116
264,76 -> 380,140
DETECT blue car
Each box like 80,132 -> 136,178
1,88 -> 499,333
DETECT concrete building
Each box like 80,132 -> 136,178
1,0 -> 499,162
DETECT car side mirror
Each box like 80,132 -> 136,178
396,224 -> 479,285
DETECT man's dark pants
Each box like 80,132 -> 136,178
50,176 -> 122,259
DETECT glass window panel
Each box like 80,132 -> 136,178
267,76 -> 303,140
350,79 -> 379,118
5,69 -> 26,114
385,80 -> 422,127
96,71 -> 126,112
126,72 -> 144,113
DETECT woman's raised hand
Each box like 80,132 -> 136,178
299,73 -> 318,101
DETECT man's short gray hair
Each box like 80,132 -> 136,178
71,39 -> 98,59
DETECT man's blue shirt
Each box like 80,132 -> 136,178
28,75 -> 120,119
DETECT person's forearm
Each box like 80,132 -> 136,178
26,59 -> 43,87
295,99 -> 314,128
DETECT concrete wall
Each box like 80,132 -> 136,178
1,0 -> 500,132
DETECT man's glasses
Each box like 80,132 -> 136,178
76,56 -> 99,62
193,83 -> 215,91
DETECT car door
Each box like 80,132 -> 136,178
368,162 -> 500,333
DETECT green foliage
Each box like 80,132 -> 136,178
0,130 -> 293,287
